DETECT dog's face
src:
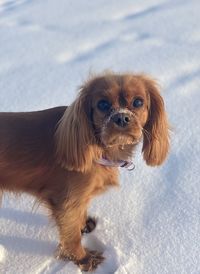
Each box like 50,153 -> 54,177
56,73 -> 169,172
89,75 -> 149,147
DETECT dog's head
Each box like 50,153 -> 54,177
56,73 -> 169,172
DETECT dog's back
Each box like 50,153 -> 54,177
0,106 -> 66,191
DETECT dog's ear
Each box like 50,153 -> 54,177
55,85 -> 100,172
141,76 -> 170,166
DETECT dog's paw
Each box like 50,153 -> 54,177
77,250 -> 104,271
81,217 -> 97,234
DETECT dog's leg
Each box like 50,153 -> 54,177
52,204 -> 104,271
81,212 -> 97,234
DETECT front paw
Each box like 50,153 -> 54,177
77,250 -> 104,271
81,217 -> 97,234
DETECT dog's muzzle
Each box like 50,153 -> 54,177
110,110 -> 133,128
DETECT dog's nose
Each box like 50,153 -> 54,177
111,113 -> 131,127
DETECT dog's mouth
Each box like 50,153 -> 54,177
101,132 -> 141,147
97,112 -> 143,147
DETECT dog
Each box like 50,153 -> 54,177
0,73 -> 169,271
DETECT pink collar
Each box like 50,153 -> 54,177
96,157 -> 135,171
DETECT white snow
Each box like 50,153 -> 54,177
0,244 -> 6,263
0,0 -> 200,273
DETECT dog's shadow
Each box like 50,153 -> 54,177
0,207 -> 48,227
0,207 -> 119,273
0,234 -> 57,257
0,207 -> 57,257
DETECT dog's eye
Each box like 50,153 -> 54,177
97,100 -> 111,112
133,98 -> 144,108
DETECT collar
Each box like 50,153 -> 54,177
96,157 -> 135,171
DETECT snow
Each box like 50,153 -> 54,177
0,0 -> 200,273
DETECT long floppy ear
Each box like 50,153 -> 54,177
55,86 -> 100,172
142,76 -> 170,166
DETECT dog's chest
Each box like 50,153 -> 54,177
89,165 -> 119,196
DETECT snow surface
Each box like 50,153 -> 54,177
0,0 -> 200,273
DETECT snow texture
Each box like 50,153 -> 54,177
0,0 -> 200,273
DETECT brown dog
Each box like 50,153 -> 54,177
0,73 -> 169,271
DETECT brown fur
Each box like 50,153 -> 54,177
0,73 -> 169,271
